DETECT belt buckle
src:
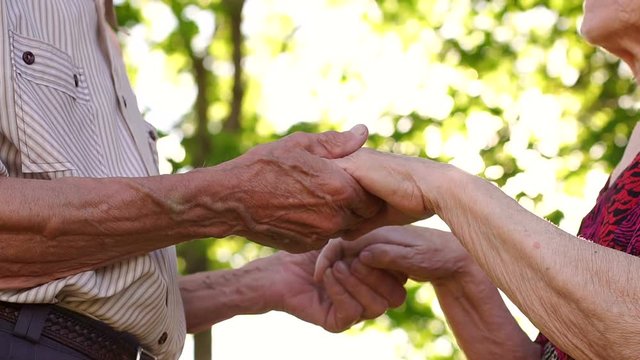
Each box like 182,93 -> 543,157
136,346 -> 157,360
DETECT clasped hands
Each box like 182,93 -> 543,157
274,225 -> 472,333
237,125 -> 472,333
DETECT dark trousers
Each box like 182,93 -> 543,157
0,305 -> 90,360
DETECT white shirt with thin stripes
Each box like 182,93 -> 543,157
0,0 -> 186,358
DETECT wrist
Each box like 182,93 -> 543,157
261,252 -> 296,313
426,166 -> 491,231
181,257 -> 276,332
237,255 -> 283,314
171,164 -> 250,239
421,163 -> 471,217
432,258 -> 498,315
432,254 -> 488,291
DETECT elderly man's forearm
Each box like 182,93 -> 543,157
432,169 -> 640,359
179,257 -> 275,333
0,166 -> 246,289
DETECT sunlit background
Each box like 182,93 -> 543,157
113,0 -> 638,358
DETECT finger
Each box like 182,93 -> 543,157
314,239 -> 344,282
333,147 -> 376,177
304,125 -> 369,159
358,243 -> 416,275
332,261 -> 389,320
350,259 -> 407,308
323,268 -> 363,332
315,233 -> 395,282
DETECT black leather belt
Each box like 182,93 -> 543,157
0,301 -> 156,360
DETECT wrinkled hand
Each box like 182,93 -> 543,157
227,126 -> 383,253
315,226 -> 472,285
271,251 -> 406,332
333,148 -> 456,239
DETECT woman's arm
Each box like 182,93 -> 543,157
440,174 -> 638,359
433,257 -> 540,359
336,149 -> 640,359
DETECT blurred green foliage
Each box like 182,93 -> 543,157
115,0 -> 637,358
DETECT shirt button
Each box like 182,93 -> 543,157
148,130 -> 157,141
22,51 -> 35,65
73,74 -> 79,87
158,331 -> 168,345
121,96 -> 127,108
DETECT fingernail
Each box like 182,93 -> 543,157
349,124 -> 367,137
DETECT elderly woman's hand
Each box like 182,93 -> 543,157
332,148 -> 459,239
314,226 -> 474,286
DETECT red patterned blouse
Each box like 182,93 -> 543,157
535,152 -> 640,359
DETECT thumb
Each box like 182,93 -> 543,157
314,239 -> 344,282
308,124 -> 369,159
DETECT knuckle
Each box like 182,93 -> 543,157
317,131 -> 341,154
286,131 -> 309,146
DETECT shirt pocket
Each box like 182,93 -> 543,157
10,31 -> 100,175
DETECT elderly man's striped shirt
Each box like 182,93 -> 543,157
0,0 -> 186,358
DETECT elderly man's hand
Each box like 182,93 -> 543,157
222,126 -> 382,253
314,226 -> 473,286
271,250 -> 406,332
